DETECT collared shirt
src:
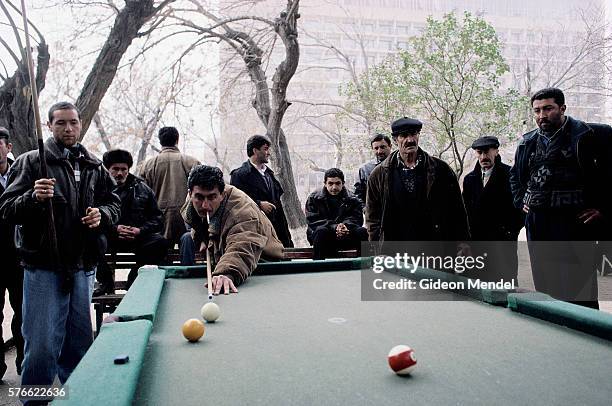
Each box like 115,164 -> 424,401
396,151 -> 423,193
481,166 -> 494,187
250,160 -> 268,177
250,160 -> 273,192
0,163 -> 10,189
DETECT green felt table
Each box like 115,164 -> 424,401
56,259 -> 612,406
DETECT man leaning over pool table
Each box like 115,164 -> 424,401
181,165 -> 284,294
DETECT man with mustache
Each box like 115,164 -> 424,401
97,149 -> 168,293
366,117 -> 469,242
354,133 -> 392,205
510,87 -> 612,308
462,136 -> 524,283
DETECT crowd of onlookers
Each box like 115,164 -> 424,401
0,86 -> 610,401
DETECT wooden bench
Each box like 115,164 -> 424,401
91,247 -> 359,333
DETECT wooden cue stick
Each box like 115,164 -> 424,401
20,0 -> 59,267
206,213 -> 213,300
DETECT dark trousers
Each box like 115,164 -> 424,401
0,254 -> 24,377
97,233 -> 169,291
526,209 -> 599,309
312,226 -> 368,260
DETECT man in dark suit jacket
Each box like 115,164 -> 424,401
230,135 -> 293,247
462,136 -> 524,284
0,127 -> 24,377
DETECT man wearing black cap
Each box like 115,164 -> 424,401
0,127 -> 24,378
100,149 -> 168,292
462,136 -> 524,283
366,117 -> 469,242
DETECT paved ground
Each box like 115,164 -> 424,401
1,247 -> 611,404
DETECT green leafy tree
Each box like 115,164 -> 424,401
342,12 -> 526,176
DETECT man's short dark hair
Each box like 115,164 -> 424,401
531,87 -> 565,107
48,102 -> 80,123
103,149 -> 133,169
324,167 -> 345,183
158,127 -> 179,147
246,134 -> 271,157
370,133 -> 391,147
0,127 -> 9,142
188,165 -> 225,193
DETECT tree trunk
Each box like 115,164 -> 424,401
275,128 -> 307,227
235,1 -> 306,228
75,0 -> 157,139
0,41 -> 50,156
92,113 -> 112,151
265,1 -> 306,228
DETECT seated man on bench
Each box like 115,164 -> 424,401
306,168 -> 368,260
96,149 -> 168,295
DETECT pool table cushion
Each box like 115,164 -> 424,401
508,292 -> 612,341
114,267 -> 165,322
54,319 -> 153,406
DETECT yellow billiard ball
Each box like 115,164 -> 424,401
182,319 -> 205,342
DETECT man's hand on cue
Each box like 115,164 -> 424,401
209,275 -> 238,295
33,178 -> 56,202
81,207 -> 101,228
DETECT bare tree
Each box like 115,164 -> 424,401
511,6 -> 612,125
0,0 -> 49,156
168,0 -> 306,227
74,0 -> 176,138
288,7 -> 388,176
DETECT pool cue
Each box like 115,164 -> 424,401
20,0 -> 59,269
206,213 -> 213,301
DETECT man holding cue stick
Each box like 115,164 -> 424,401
182,165 -> 284,295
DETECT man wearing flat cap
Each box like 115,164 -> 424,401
462,136 -> 524,283
365,117 -> 469,242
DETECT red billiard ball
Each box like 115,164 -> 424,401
388,345 -> 417,375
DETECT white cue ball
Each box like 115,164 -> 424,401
201,302 -> 221,322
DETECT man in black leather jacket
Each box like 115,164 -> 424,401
306,168 -> 368,259
0,102 -> 120,395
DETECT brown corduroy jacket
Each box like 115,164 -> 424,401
182,185 -> 284,285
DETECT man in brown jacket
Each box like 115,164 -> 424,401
182,165 -> 284,294
138,127 -> 200,245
